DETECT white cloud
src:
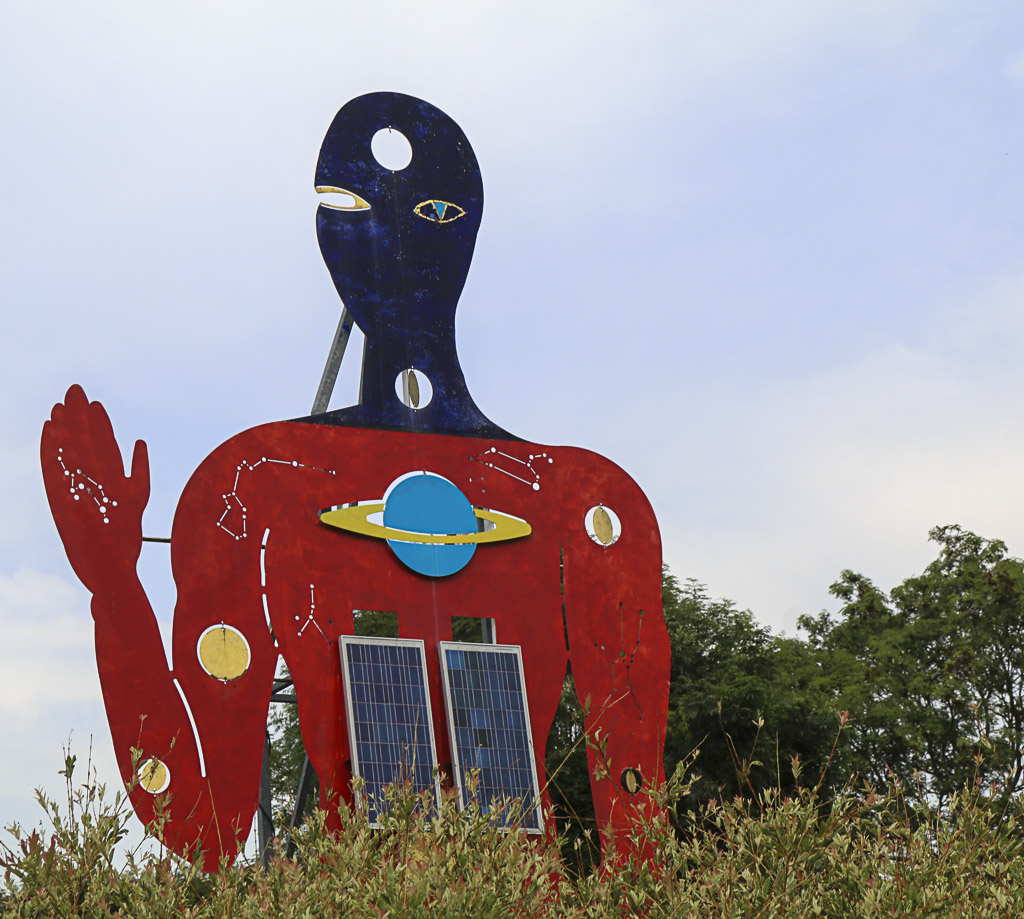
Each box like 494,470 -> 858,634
0,570 -> 98,717
1005,49 -> 1024,87
0,569 -> 116,835
655,272 -> 1024,631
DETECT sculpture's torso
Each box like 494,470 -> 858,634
166,421 -> 662,825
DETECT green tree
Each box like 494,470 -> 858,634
798,569 -> 918,794
543,667 -> 599,873
799,525 -> 1024,804
662,570 -> 835,809
268,673 -> 318,832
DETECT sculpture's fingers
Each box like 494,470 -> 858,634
40,418 -> 70,491
86,394 -> 117,442
64,383 -> 89,411
130,439 -> 151,504
40,419 -> 58,476
48,399 -> 67,427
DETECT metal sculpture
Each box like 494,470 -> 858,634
40,92 -> 670,869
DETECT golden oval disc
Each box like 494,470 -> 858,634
593,506 -> 614,546
139,758 -> 170,794
407,372 -> 420,408
198,625 -> 250,681
621,768 -> 642,795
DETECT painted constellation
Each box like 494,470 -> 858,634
55,447 -> 117,523
216,457 -> 337,539
470,446 -> 552,491
295,583 -> 326,638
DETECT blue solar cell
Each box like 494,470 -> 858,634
339,637 -> 440,824
439,643 -> 543,833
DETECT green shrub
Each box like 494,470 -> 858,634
4,737 -> 1024,917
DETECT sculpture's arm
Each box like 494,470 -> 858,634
561,467 -> 670,865
41,386 -> 274,868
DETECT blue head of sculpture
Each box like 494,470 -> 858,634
316,92 -> 483,339
311,92 -> 504,436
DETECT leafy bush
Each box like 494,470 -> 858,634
4,736 -> 1024,917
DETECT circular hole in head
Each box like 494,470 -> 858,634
371,128 -> 413,171
584,504 -> 621,547
395,368 -> 433,410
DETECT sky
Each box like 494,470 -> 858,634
2,0 -> 1023,850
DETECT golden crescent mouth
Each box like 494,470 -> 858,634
316,185 -> 371,211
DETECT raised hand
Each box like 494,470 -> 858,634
40,384 -> 150,596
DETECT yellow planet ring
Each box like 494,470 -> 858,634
319,502 -> 531,545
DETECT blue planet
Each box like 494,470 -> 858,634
383,474 -> 478,577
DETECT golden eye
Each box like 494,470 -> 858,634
414,199 -> 466,224
316,186 -> 371,211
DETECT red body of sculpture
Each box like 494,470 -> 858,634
40,92 -> 670,869
42,392 -> 668,867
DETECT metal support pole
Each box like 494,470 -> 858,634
285,756 -> 316,857
310,307 -> 355,415
257,731 -> 274,868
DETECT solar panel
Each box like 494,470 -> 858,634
438,642 -> 544,833
339,636 -> 440,825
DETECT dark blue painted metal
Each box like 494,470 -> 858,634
299,92 -> 514,439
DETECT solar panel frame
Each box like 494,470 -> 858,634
438,641 -> 544,834
339,635 -> 441,827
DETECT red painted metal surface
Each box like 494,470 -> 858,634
42,384 -> 669,868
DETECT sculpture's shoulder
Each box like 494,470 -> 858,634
545,441 -> 652,497
502,439 -> 660,543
